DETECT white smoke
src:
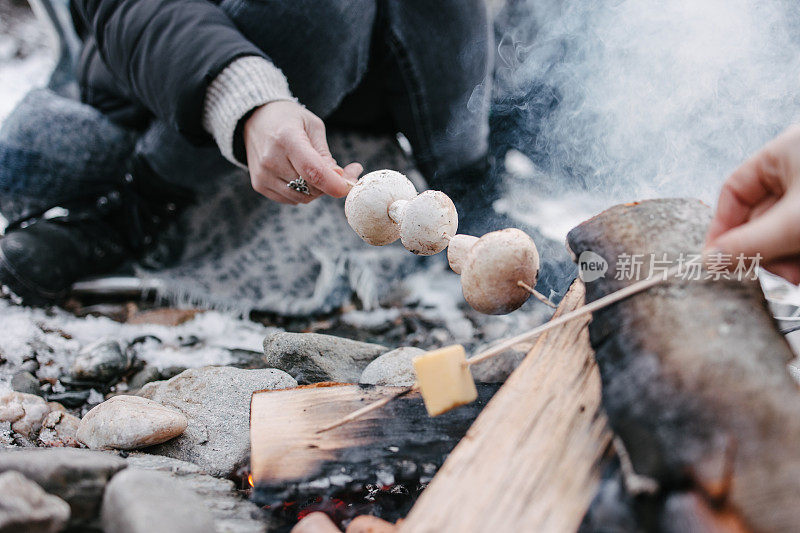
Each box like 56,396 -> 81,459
495,0 -> 800,239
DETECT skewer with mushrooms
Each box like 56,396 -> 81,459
344,169 -> 552,313
344,169 -> 457,255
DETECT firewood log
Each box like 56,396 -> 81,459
567,198 -> 800,532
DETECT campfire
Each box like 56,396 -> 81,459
240,197 -> 800,532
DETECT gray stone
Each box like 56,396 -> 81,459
138,366 -> 297,477
0,471 -> 70,533
102,469 -> 215,533
0,392 -> 50,441
71,338 -> 129,382
77,395 -> 188,450
262,332 -> 387,383
469,343 -> 532,383
127,365 -> 162,391
0,448 -> 126,523
119,453 -> 266,533
43,391 -> 90,408
37,411 -> 81,448
359,347 -> 425,386
11,372 -> 40,396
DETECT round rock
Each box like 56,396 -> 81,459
359,347 -> 425,386
77,395 -> 188,450
71,338 -> 129,382
0,471 -> 70,533
0,392 -> 50,440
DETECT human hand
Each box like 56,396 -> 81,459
243,101 -> 362,204
705,125 -> 800,283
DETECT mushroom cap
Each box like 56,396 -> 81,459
344,170 -> 418,246
460,228 -> 540,315
447,234 -> 479,275
399,190 -> 458,255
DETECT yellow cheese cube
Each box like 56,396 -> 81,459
412,344 -> 478,417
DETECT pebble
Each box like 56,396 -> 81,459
138,366 -> 297,477
71,338 -> 130,382
0,471 -> 70,533
11,371 -> 40,396
469,343 -> 533,383
119,453 -> 267,533
263,332 -> 388,383
0,392 -> 50,441
44,390 -> 90,408
77,395 -> 188,450
359,347 -> 425,386
37,411 -> 81,448
127,365 -> 162,390
0,448 -> 126,524
101,469 -> 215,533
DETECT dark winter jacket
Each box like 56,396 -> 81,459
70,0 -> 266,143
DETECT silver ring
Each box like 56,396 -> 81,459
287,177 -> 310,195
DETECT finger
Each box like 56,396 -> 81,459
278,164 -> 323,200
305,119 -> 361,188
280,175 -> 318,204
250,172 -> 299,205
705,153 -> 782,243
270,158 -> 323,200
707,193 -> 800,263
287,136 -> 352,197
340,162 -> 363,186
305,116 -> 338,167
764,255 -> 800,285
749,195 -> 779,220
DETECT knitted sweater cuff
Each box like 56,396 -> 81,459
202,56 -> 295,167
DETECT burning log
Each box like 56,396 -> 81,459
566,198 -> 800,531
398,281 -> 612,532
250,382 -> 499,530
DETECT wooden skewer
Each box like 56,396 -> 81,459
316,386 -> 418,433
465,265 -> 680,366
517,280 -> 557,308
317,266 -> 682,434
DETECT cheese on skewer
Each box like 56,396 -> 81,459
412,345 -> 478,417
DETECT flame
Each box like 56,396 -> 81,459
247,474 -> 254,488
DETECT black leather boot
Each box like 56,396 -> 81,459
0,156 -> 192,306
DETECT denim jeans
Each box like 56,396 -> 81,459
0,0 -> 492,221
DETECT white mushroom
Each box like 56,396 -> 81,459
457,228 -> 540,315
399,191 -> 458,256
344,170 -> 417,246
446,234 -> 479,275
345,170 -> 457,255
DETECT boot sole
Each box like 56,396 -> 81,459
0,246 -> 65,306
